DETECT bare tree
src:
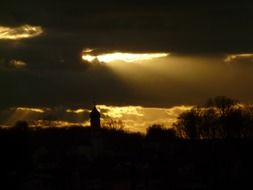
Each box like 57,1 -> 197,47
173,96 -> 253,139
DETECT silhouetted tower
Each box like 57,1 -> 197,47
90,105 -> 101,130
90,104 -> 102,157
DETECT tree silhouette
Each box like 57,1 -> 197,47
146,124 -> 177,141
206,96 -> 238,116
173,109 -> 201,139
174,96 -> 253,139
13,120 -> 29,132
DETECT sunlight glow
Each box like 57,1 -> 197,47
9,59 -> 27,68
98,105 -> 144,118
30,120 -> 85,128
82,55 -> 97,62
0,25 -> 43,40
224,53 -> 253,63
16,107 -> 45,113
83,48 -> 94,53
82,51 -> 169,63
97,105 -> 193,133
0,105 -> 192,133
66,109 -> 88,114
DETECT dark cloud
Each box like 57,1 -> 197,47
0,1 -> 252,72
1,1 -> 253,54
1,1 -> 253,110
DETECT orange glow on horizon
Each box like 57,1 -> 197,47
0,105 -> 193,133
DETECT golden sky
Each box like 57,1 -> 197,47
0,105 -> 192,133
0,1 -> 253,131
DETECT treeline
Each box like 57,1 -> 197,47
173,96 -> 253,139
2,119 -> 253,189
3,96 -> 253,141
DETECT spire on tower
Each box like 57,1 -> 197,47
92,97 -> 96,107
90,102 -> 101,130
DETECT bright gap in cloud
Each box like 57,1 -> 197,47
66,109 -> 89,114
224,53 -> 253,63
9,59 -> 27,68
0,25 -> 43,40
16,107 -> 45,113
82,49 -> 169,63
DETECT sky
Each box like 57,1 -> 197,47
0,1 -> 253,131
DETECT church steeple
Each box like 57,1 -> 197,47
90,105 -> 101,129
90,104 -> 102,157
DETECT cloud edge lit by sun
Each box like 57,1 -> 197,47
0,24 -> 43,40
82,49 -> 169,63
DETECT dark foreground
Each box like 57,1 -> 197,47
0,126 -> 252,190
